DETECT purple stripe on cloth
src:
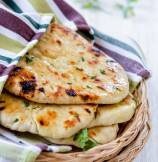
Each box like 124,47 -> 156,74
31,32 -> 44,40
53,0 -> 90,31
0,8 -> 35,41
95,43 -> 150,78
0,64 -> 6,75
0,64 -> 15,76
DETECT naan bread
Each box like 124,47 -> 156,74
0,92 -> 96,139
47,125 -> 118,147
89,96 -> 136,127
5,23 -> 129,104
0,92 -> 135,139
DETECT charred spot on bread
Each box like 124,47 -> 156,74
80,94 -> 90,101
79,94 -> 99,101
65,89 -> 77,97
38,87 -> 45,93
9,67 -> 23,76
38,119 -> 49,126
12,67 -> 22,72
0,107 -> 5,111
20,80 -> 36,94
84,108 -> 91,114
56,39 -> 62,46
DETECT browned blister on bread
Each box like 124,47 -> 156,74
5,23 -> 129,104
0,92 -> 135,139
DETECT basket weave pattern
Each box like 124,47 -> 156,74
36,81 -> 151,162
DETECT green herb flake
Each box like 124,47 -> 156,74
76,67 -> 83,71
81,57 -> 85,62
76,0 -> 101,10
14,118 -> 19,123
84,139 -> 97,150
116,0 -> 139,18
50,63 -> 55,67
67,82 -> 72,85
73,128 -> 97,150
97,85 -> 105,91
86,85 -> 92,89
24,55 -> 34,64
23,100 -> 30,107
90,76 -> 96,80
100,69 -> 106,75
115,87 -> 122,91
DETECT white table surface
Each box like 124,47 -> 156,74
66,0 -> 158,161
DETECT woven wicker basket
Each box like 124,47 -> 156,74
36,81 -> 150,162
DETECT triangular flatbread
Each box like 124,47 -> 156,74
5,23 -> 129,104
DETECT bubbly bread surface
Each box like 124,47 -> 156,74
5,23 -> 129,104
0,92 -> 96,139
0,92 -> 135,139
89,95 -> 136,127
47,125 -> 119,147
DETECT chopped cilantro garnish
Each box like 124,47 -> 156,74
90,76 -> 96,80
73,128 -> 97,150
14,118 -> 19,123
100,69 -> 106,75
83,139 -> 97,150
86,85 -> 92,89
24,55 -> 34,64
50,63 -> 54,67
23,100 -> 30,107
76,67 -> 83,71
115,87 -> 121,91
81,57 -> 85,62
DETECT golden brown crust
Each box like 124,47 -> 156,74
5,23 -> 129,104
0,92 -> 135,139
46,125 -> 119,147
0,92 -> 96,139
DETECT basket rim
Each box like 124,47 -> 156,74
37,80 -> 151,162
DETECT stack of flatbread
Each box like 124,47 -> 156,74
0,23 -> 136,150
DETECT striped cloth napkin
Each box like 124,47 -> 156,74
0,0 -> 150,162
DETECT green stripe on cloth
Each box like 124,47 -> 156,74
24,15 -> 39,29
0,34 -> 25,53
0,138 -> 40,162
0,55 -> 13,64
2,0 -> 23,13
24,15 -> 49,29
93,28 -> 141,58
28,0 -> 52,13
